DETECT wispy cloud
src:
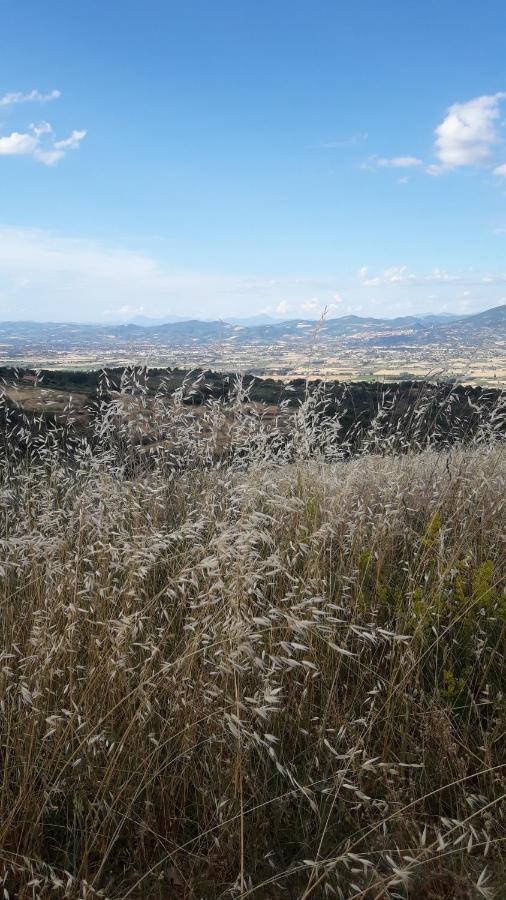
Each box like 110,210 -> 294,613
379,156 -> 423,168
320,132 -> 368,149
371,156 -> 423,169
0,123 -> 86,165
300,297 -> 320,312
0,227 -> 354,321
494,162 -> 506,177
0,226 -> 252,320
0,226 -> 503,322
0,88 -> 85,165
299,294 -> 344,316
54,129 -> 86,151
0,88 -> 61,107
358,265 -> 506,287
365,155 -> 423,169
359,265 -> 460,287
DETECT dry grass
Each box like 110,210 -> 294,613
0,370 -> 504,898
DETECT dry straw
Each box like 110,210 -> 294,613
0,369 -> 504,898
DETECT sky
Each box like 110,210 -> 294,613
1,0 -> 506,323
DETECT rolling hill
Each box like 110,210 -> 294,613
1,304 -> 503,348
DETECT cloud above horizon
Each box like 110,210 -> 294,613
320,132 -> 368,149
433,93 -> 505,170
0,226 -> 504,322
358,264 -> 506,288
0,88 -> 86,165
0,227 -> 254,320
0,88 -> 61,107
0,124 -> 86,165
364,92 -> 506,178
365,155 -> 423,170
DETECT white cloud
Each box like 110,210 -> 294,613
0,88 -> 61,107
358,264 -> 506,288
103,304 -> 146,318
299,294 -> 345,318
434,93 -> 505,168
359,265 -> 461,286
362,155 -> 423,171
425,164 -> 443,177
364,93 -> 506,179
0,123 -> 86,166
31,121 -> 53,137
54,129 -> 86,151
34,148 -> 66,166
376,156 -> 423,168
320,132 -> 368,149
0,226 -> 285,320
301,297 -> 319,311
0,131 -> 39,157
1,227 -> 504,323
357,266 -> 380,287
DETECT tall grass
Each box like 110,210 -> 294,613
0,371 -> 504,898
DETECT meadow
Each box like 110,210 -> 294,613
0,371 -> 504,898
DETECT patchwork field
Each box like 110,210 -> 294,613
1,306 -> 505,388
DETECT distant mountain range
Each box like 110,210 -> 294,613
111,305 -> 504,346
128,313 -> 280,327
0,304 -> 504,352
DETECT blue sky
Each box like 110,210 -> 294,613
1,0 -> 506,321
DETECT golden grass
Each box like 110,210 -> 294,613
0,373 -> 504,898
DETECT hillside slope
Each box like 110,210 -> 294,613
0,384 -> 504,898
